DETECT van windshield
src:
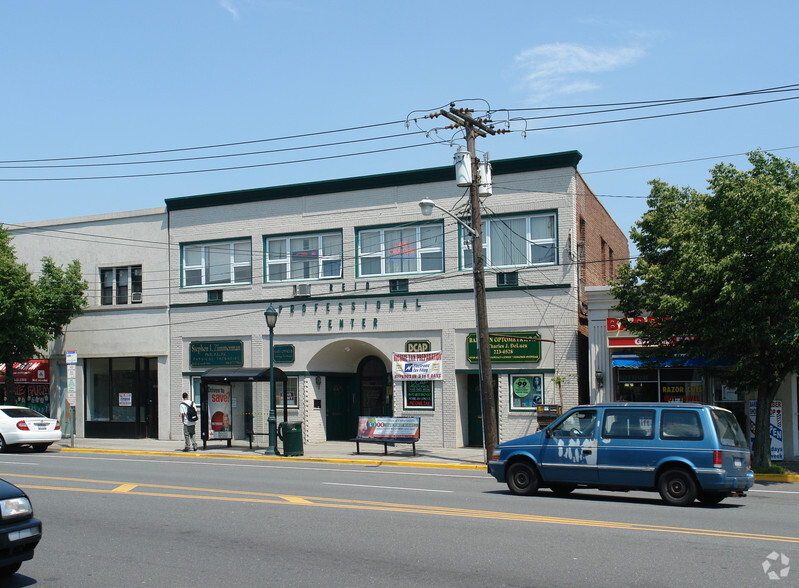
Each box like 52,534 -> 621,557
710,408 -> 748,448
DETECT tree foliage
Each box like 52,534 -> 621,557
611,151 -> 799,469
0,226 -> 88,401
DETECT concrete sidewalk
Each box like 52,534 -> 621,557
53,437 -> 489,470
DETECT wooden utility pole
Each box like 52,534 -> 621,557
440,107 -> 498,464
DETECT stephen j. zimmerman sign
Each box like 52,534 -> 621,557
392,352 -> 442,380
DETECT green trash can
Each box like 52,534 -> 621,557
278,421 -> 304,456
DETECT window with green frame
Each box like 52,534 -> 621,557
357,223 -> 443,277
463,213 -> 556,269
182,239 -> 252,287
265,232 -> 342,282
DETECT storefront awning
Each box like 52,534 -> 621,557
200,367 -> 286,382
0,360 -> 50,384
611,353 -> 726,368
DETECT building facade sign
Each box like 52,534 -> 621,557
273,344 -> 295,363
467,332 -> 541,363
189,341 -> 243,368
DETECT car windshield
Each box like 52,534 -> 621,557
0,408 -> 46,419
710,408 -> 748,448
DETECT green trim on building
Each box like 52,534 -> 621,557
165,151 -> 583,212
169,283 -> 572,309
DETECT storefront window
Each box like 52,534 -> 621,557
86,358 -> 138,422
616,367 -> 705,403
403,380 -> 434,410
509,374 -> 543,411
276,376 -> 298,408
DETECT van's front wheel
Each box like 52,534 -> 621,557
658,468 -> 697,506
507,462 -> 540,496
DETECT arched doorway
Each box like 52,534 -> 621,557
358,356 -> 390,417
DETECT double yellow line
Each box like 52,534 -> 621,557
6,472 -> 799,545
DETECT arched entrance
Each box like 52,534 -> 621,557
358,356 -> 390,417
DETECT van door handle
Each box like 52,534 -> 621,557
583,449 -> 592,455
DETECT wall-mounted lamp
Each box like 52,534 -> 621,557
595,370 -> 604,388
315,375 -> 322,386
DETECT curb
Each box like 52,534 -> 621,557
754,473 -> 799,483
59,447 -> 487,471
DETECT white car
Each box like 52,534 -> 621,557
0,407 -> 60,452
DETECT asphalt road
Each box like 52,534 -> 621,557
0,449 -> 797,587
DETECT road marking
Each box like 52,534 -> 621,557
751,489 -> 799,495
5,471 -> 799,545
112,483 -> 138,493
324,482 -> 452,493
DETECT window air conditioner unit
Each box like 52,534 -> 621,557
294,284 -> 311,298
496,272 -> 518,287
389,279 -> 409,294
207,290 -> 223,303
131,292 -> 143,303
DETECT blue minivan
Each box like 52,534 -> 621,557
488,403 -> 754,506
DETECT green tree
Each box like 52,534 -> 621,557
611,151 -> 799,470
0,226 -> 87,404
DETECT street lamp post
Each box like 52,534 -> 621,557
264,305 -> 279,455
420,186 -> 497,464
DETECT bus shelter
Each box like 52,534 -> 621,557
199,366 -> 287,450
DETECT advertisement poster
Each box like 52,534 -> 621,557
392,352 -> 442,380
510,375 -> 543,410
208,383 -> 232,440
749,400 -> 783,461
356,416 -> 420,441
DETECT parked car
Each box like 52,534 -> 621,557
0,406 -> 60,452
488,403 -> 754,506
0,478 -> 41,576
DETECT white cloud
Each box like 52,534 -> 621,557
220,0 -> 240,20
514,43 -> 645,103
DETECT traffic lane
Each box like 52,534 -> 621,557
0,451 -> 492,505
14,474 -> 799,588
3,451 -> 798,532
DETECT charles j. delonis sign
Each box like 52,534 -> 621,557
467,332 -> 541,363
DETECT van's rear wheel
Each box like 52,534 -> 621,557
658,468 -> 697,506
507,462 -> 540,496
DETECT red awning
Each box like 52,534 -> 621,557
0,360 -> 50,384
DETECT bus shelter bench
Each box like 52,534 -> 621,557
351,416 -> 420,456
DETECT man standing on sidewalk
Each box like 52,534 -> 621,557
180,392 -> 198,452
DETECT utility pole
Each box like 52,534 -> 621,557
440,106 -> 498,464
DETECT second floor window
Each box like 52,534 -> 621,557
358,223 -> 443,277
182,240 -> 252,287
100,265 -> 142,305
463,213 -> 557,270
266,232 -> 342,282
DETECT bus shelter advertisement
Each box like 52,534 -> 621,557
208,384 -> 232,440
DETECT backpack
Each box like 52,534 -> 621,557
184,402 -> 199,422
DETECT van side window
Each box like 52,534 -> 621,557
601,409 -> 655,439
550,410 -> 598,438
661,410 -> 704,440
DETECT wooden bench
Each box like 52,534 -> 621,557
352,416 -> 420,456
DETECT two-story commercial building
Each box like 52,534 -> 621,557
9,150 -> 628,448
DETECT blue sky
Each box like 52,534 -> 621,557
2,0 -> 797,261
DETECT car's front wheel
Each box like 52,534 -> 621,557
658,468 -> 697,506
506,461 -> 540,496
0,435 -> 6,453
